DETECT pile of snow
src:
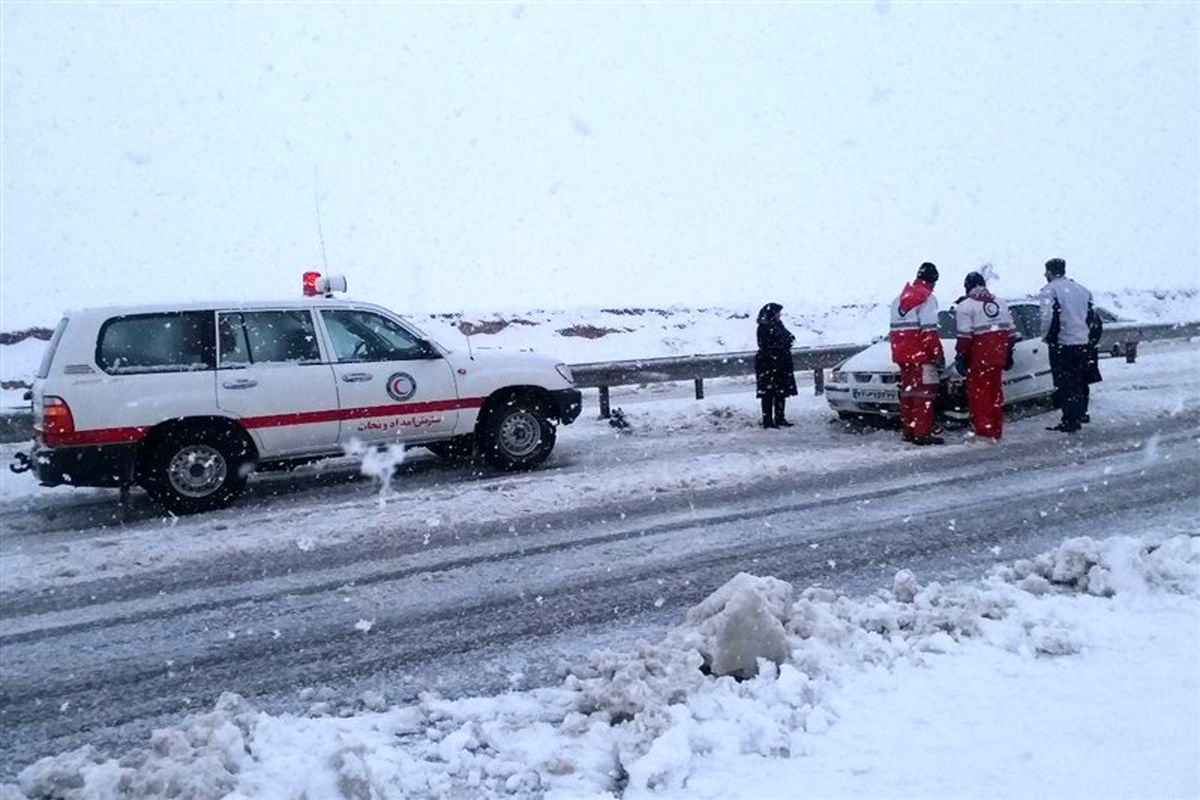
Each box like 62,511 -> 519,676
9,533 -> 1197,799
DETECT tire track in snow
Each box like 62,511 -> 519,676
0,419 -> 1195,776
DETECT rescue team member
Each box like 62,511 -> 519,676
755,302 -> 798,428
1039,257 -> 1095,433
953,272 -> 1014,442
889,262 -> 945,445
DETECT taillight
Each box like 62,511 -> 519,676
40,396 -> 76,446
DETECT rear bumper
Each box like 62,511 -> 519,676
549,388 -> 583,425
28,441 -> 139,487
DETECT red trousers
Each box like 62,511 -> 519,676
898,364 -> 937,439
967,365 -> 1004,439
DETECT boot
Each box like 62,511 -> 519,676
761,397 -> 777,429
774,397 -> 793,427
911,435 -> 946,446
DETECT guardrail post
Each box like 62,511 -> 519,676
694,378 -> 704,400
813,368 -> 825,395
598,386 -> 611,418
1125,340 -> 1138,364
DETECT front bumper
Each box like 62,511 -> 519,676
825,385 -> 900,417
549,388 -> 583,425
26,441 -> 139,488
826,379 -> 963,419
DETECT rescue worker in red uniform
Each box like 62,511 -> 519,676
953,272 -> 1015,442
890,262 -> 945,445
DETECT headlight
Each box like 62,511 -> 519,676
555,363 -> 575,384
831,370 -> 846,384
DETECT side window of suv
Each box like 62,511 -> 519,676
321,310 -> 432,362
218,311 -> 321,367
97,312 -> 215,374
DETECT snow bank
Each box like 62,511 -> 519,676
7,533 -> 1196,799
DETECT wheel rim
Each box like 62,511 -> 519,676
166,444 -> 228,498
498,411 -> 542,458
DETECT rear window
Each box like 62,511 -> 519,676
35,317 -> 69,379
96,312 -> 216,375
1011,304 -> 1042,339
937,310 -> 957,339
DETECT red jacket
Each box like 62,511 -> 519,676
890,280 -> 944,367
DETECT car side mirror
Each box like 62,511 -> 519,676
417,340 -> 440,359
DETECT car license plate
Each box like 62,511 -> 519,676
852,388 -> 898,402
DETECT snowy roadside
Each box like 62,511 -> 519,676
8,532 -> 1197,799
2,339 -> 1198,595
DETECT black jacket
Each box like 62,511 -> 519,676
755,303 -> 798,397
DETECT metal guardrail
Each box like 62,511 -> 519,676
571,343 -> 869,417
1099,320 -> 1200,352
574,319 -> 1200,418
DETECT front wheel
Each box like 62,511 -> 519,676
141,427 -> 251,515
479,399 -> 556,470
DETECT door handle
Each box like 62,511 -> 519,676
222,379 -> 258,389
341,372 -> 373,383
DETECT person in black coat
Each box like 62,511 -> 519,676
755,303 -> 798,428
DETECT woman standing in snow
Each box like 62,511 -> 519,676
755,302 -> 798,428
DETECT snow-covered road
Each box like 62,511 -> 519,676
1,341 -> 1197,778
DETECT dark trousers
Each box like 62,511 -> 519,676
1049,344 -> 1088,428
761,395 -> 787,425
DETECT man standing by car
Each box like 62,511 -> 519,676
954,272 -> 1014,442
1039,257 -> 1094,432
890,262 -> 945,445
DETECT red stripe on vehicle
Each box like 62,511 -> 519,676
240,397 -> 486,430
45,426 -> 150,447
47,398 -> 486,447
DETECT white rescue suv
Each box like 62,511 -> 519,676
15,274 -> 582,514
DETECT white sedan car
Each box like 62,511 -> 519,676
825,300 -> 1119,422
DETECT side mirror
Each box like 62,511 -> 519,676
417,340 -> 441,359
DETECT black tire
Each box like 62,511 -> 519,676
140,425 -> 252,515
479,397 -> 556,471
426,435 -> 476,463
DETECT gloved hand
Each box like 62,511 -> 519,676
954,355 -> 969,378
1005,344 -> 1015,370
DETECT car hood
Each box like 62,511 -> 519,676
838,338 -> 953,372
442,347 -> 563,373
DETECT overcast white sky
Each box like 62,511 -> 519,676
2,2 -> 1197,328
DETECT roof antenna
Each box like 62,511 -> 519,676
463,318 -> 476,361
313,166 -> 330,272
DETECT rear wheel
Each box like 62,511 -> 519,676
479,398 -> 556,470
141,426 -> 252,514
